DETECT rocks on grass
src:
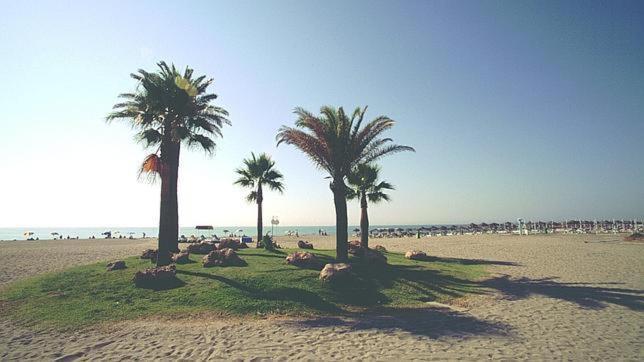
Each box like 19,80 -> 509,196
202,248 -> 244,267
319,263 -> 352,282
171,251 -> 190,264
140,249 -> 157,260
363,249 -> 387,266
285,252 -> 319,268
186,241 -> 216,254
373,245 -> 387,253
297,240 -> 314,249
106,260 -> 126,271
218,238 -> 244,250
133,264 -> 176,287
348,240 -> 365,256
405,250 -> 428,261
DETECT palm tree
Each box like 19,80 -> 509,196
107,61 -> 229,266
276,106 -> 414,261
347,164 -> 393,249
234,153 -> 285,247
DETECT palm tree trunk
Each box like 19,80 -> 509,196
332,179 -> 349,262
256,184 -> 263,248
157,141 -> 180,266
360,192 -> 369,249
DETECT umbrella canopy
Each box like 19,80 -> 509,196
196,225 -> 214,230
353,228 -> 360,232
237,229 -> 243,233
23,231 -> 34,237
101,231 -> 111,235
51,232 -> 59,236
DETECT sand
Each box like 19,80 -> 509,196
1,233 -> 643,360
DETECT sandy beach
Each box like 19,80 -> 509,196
1,233 -> 642,360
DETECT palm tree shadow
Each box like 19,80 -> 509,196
282,308 -> 510,339
177,270 -> 341,312
482,275 -> 644,311
135,277 -> 186,291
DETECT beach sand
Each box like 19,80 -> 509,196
1,233 -> 642,360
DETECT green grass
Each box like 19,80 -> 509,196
0,249 -> 487,329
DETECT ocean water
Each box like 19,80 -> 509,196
0,225 -> 433,241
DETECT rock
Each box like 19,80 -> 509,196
171,251 -> 190,264
363,249 -> 387,266
286,252 -> 319,268
373,245 -> 387,253
186,242 -> 216,254
319,263 -> 352,282
202,248 -> 244,267
297,240 -> 314,249
405,250 -> 428,260
133,264 -> 176,287
140,249 -> 157,260
106,260 -> 126,271
348,240 -> 365,256
218,238 -> 244,250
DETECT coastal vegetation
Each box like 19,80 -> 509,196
107,62 -> 229,266
347,164 -> 394,249
276,106 -> 414,261
234,153 -> 285,247
0,248 -> 485,329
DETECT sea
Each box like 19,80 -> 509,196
0,225 -> 434,241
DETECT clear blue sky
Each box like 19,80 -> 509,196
1,0 -> 642,227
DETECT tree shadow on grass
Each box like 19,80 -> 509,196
281,307 -> 510,340
482,275 -> 644,311
177,270 -> 341,313
135,277 -> 185,291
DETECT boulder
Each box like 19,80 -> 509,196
106,260 -> 126,271
140,249 -> 157,260
218,238 -> 244,250
373,245 -> 387,253
171,251 -> 190,264
133,264 -> 176,287
405,250 -> 428,260
186,241 -> 216,254
348,240 -> 365,256
297,240 -> 314,249
286,252 -> 319,268
202,248 -> 244,267
363,249 -> 387,266
319,263 -> 352,282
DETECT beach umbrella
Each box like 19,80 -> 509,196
101,231 -> 111,235
196,225 -> 214,230
237,229 -> 243,233
23,231 -> 34,238
223,229 -> 230,233
51,232 -> 59,236
353,228 -> 360,232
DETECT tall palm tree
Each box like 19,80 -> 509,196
234,153 -> 284,247
276,106 -> 414,261
347,164 -> 394,249
107,61 -> 229,266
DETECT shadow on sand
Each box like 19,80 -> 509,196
282,307 -> 510,339
482,275 -> 644,311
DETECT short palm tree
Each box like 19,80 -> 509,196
276,106 -> 414,261
347,164 -> 394,249
234,153 -> 285,247
107,61 -> 229,266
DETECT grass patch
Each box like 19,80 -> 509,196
0,249 -> 487,329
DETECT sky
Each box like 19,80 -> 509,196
0,0 -> 643,228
